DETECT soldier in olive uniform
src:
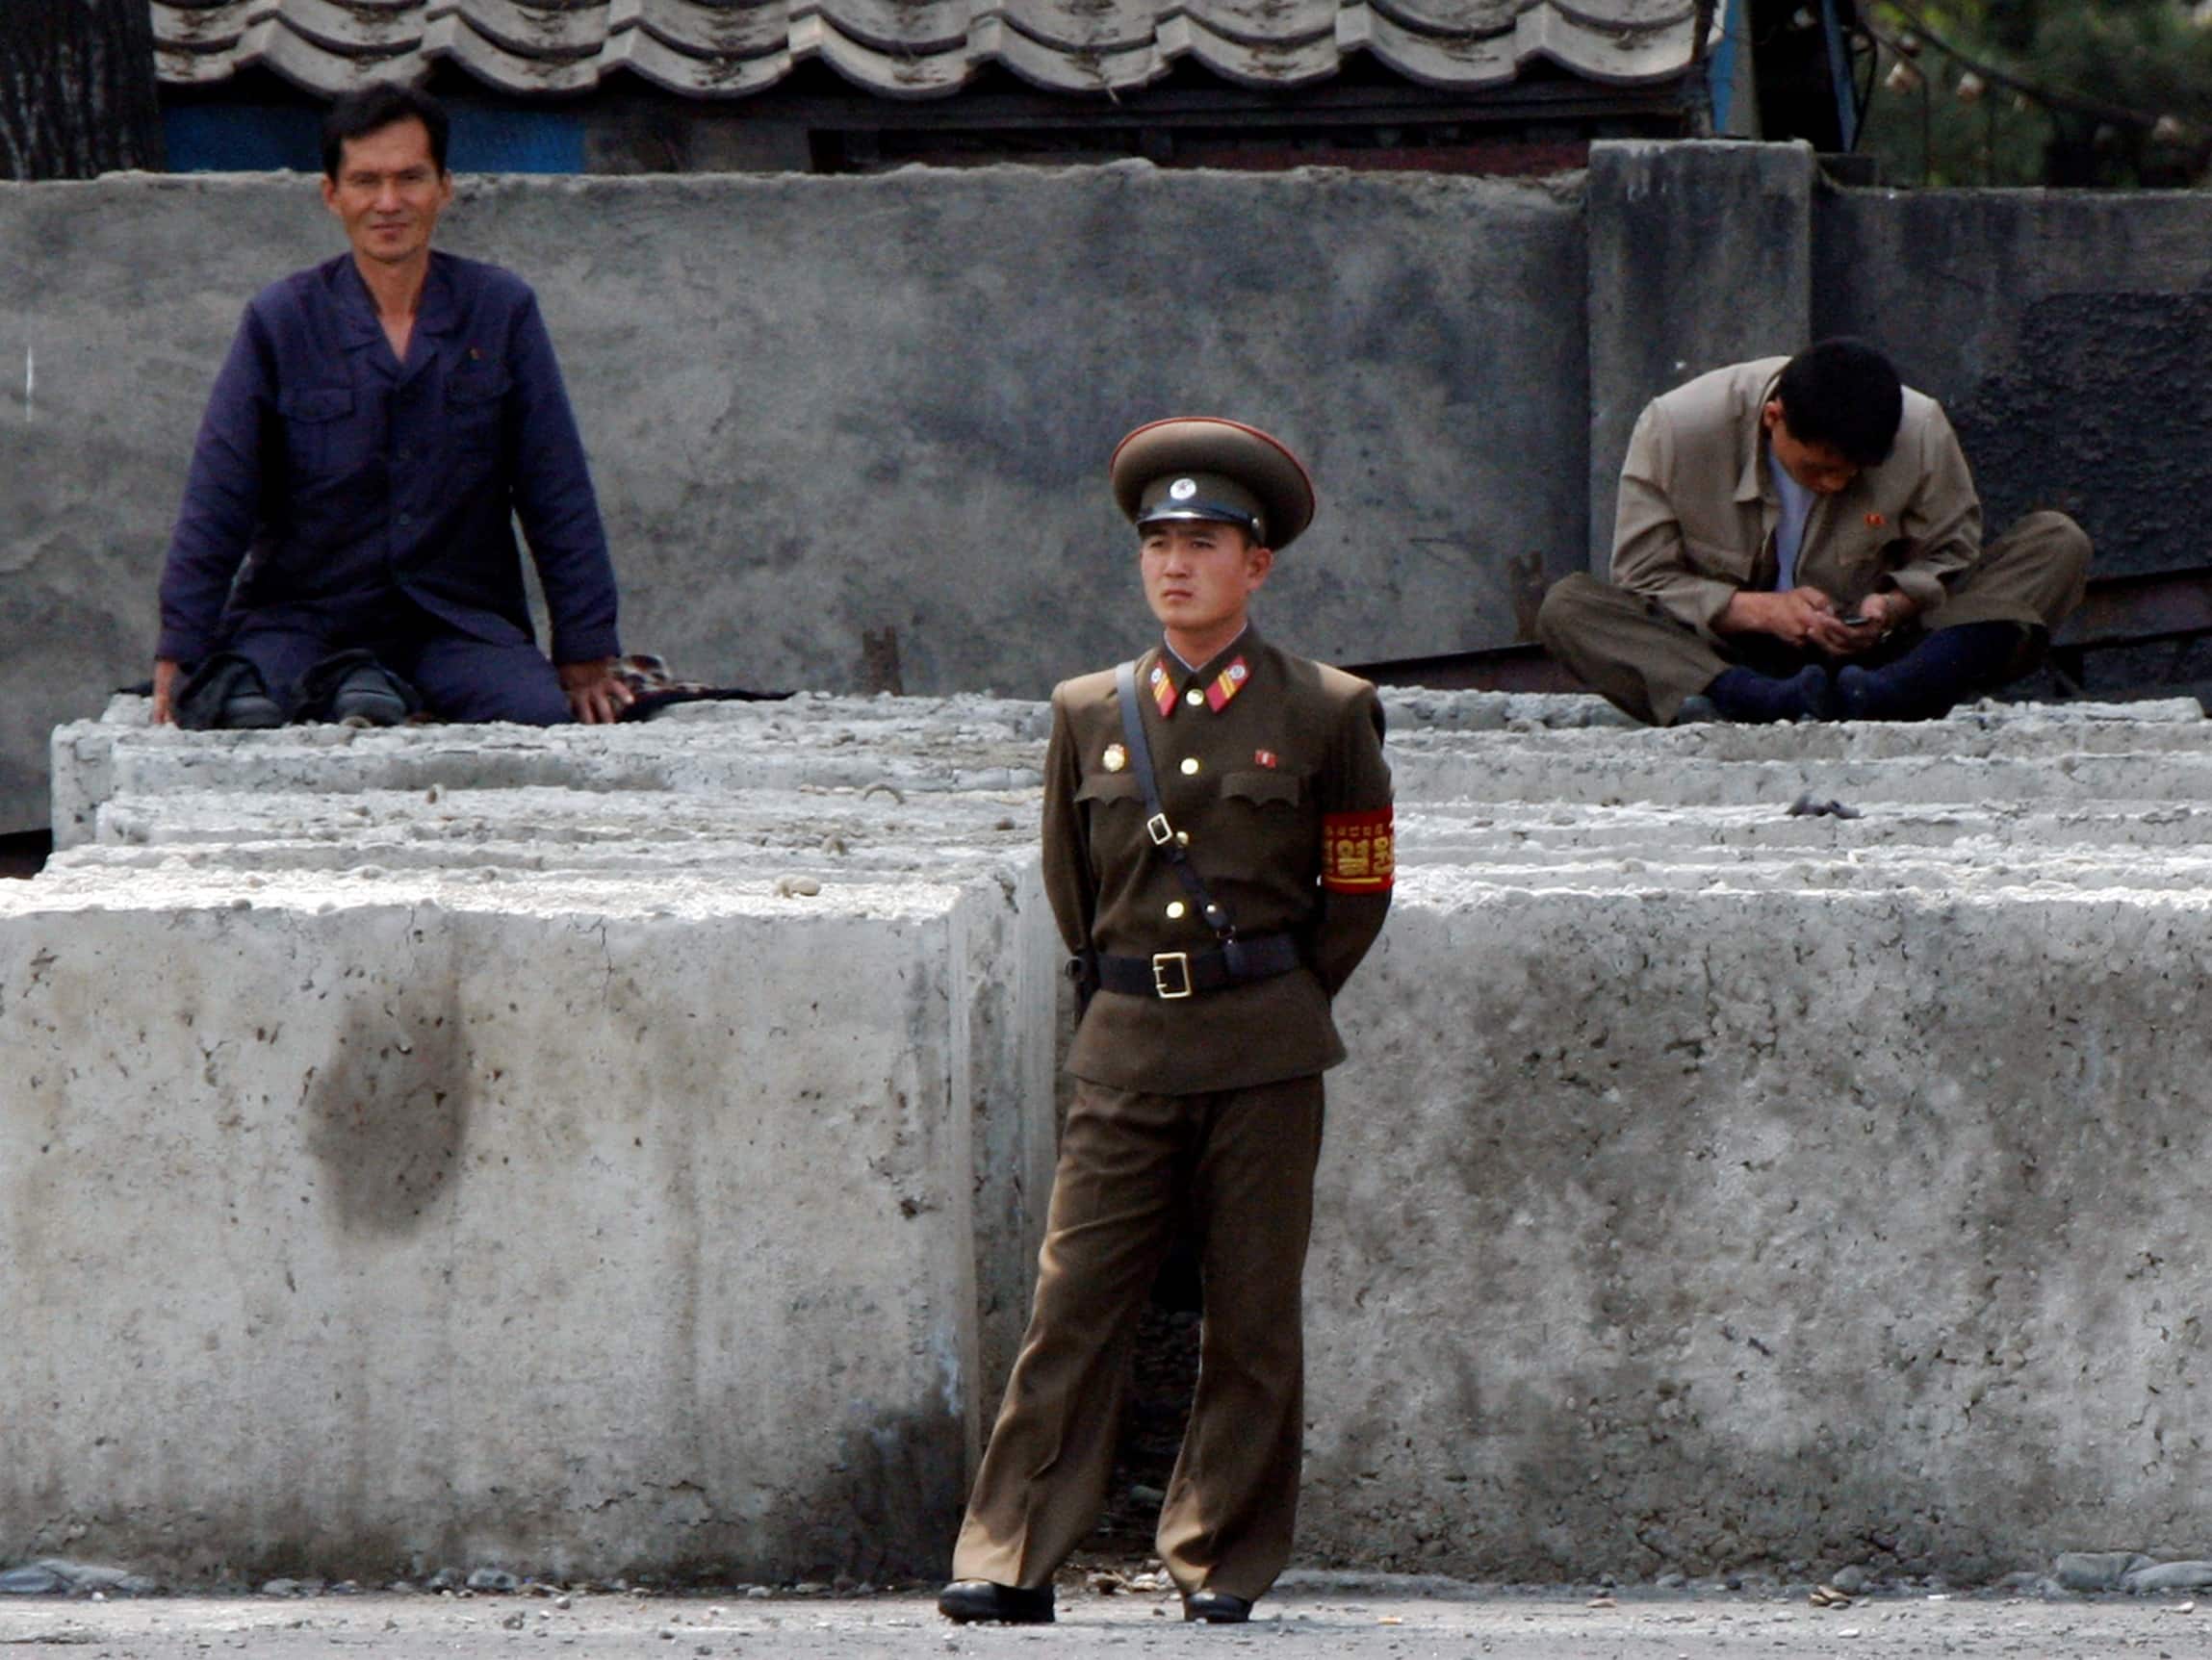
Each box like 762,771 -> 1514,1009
939,419 -> 1395,1627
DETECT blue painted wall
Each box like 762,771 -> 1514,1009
163,101 -> 585,173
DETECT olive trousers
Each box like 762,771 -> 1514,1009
951,1072 -> 1325,1601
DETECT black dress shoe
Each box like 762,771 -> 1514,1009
219,689 -> 285,729
329,665 -> 410,728
1183,1591 -> 1252,1623
937,1580 -> 1054,1624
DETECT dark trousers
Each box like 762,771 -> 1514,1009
952,1073 -> 1325,1601
222,596 -> 571,726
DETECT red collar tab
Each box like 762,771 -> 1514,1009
1148,660 -> 1177,718
1204,656 -> 1250,713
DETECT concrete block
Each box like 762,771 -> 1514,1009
12,695 -> 1076,1583
1308,878 -> 2212,1580
0,882 -> 990,1583
1297,699 -> 2212,1579
23,691 -> 2212,1584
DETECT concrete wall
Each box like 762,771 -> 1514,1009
1584,141 -> 1813,567
7,150 -> 2212,833
1813,189 -> 2212,579
0,164 -> 1587,833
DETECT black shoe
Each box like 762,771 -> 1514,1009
1183,1591 -> 1252,1623
219,689 -> 284,729
175,656 -> 283,730
937,1580 -> 1054,1624
329,665 -> 409,727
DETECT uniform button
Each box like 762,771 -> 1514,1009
1166,901 -> 1187,919
1179,757 -> 1200,776
397,512 -> 413,526
1174,830 -> 1191,846
1185,688 -> 1204,706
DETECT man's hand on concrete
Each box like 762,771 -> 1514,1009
1717,587 -> 1858,653
558,657 -> 634,725
150,658 -> 181,726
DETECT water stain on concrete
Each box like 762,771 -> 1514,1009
300,979 -> 471,1237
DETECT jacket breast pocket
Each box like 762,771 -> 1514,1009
1222,770 -> 1301,809
1076,773 -> 1144,810
445,368 -> 510,454
278,386 -> 364,476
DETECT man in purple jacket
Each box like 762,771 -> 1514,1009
153,84 -> 630,728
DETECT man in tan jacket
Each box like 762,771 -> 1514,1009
939,419 -> 1393,1627
1539,339 -> 2089,725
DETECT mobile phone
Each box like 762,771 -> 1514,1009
1838,613 -> 1870,627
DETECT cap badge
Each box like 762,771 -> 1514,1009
1170,477 -> 1197,500
1102,743 -> 1127,773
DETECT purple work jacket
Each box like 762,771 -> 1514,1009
158,250 -> 619,667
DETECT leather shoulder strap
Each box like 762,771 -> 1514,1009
1114,658 -> 1234,942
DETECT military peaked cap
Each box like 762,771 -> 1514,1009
1110,418 -> 1317,551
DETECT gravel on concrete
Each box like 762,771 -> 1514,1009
2,1580 -> 2207,1659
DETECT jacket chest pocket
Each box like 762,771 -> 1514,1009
1819,527 -> 1901,592
1076,772 -> 1145,811
1221,770 -> 1301,810
278,386 -> 368,476
445,368 -> 510,454
1076,772 -> 1147,863
1217,768 -> 1309,868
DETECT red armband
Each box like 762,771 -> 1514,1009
1321,808 -> 1395,893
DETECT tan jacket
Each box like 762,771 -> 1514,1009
1042,628 -> 1393,1095
1612,357 -> 1983,635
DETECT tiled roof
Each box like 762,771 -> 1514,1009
152,0 -> 1712,100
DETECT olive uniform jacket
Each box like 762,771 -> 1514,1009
1042,628 -> 1394,1096
1613,357 -> 1983,638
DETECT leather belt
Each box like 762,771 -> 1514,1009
1092,932 -> 1302,1001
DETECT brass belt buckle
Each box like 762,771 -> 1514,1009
1151,952 -> 1193,999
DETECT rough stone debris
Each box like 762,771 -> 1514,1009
9,688 -> 2212,1585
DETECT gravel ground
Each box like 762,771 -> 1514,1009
2,1581 -> 2204,1659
